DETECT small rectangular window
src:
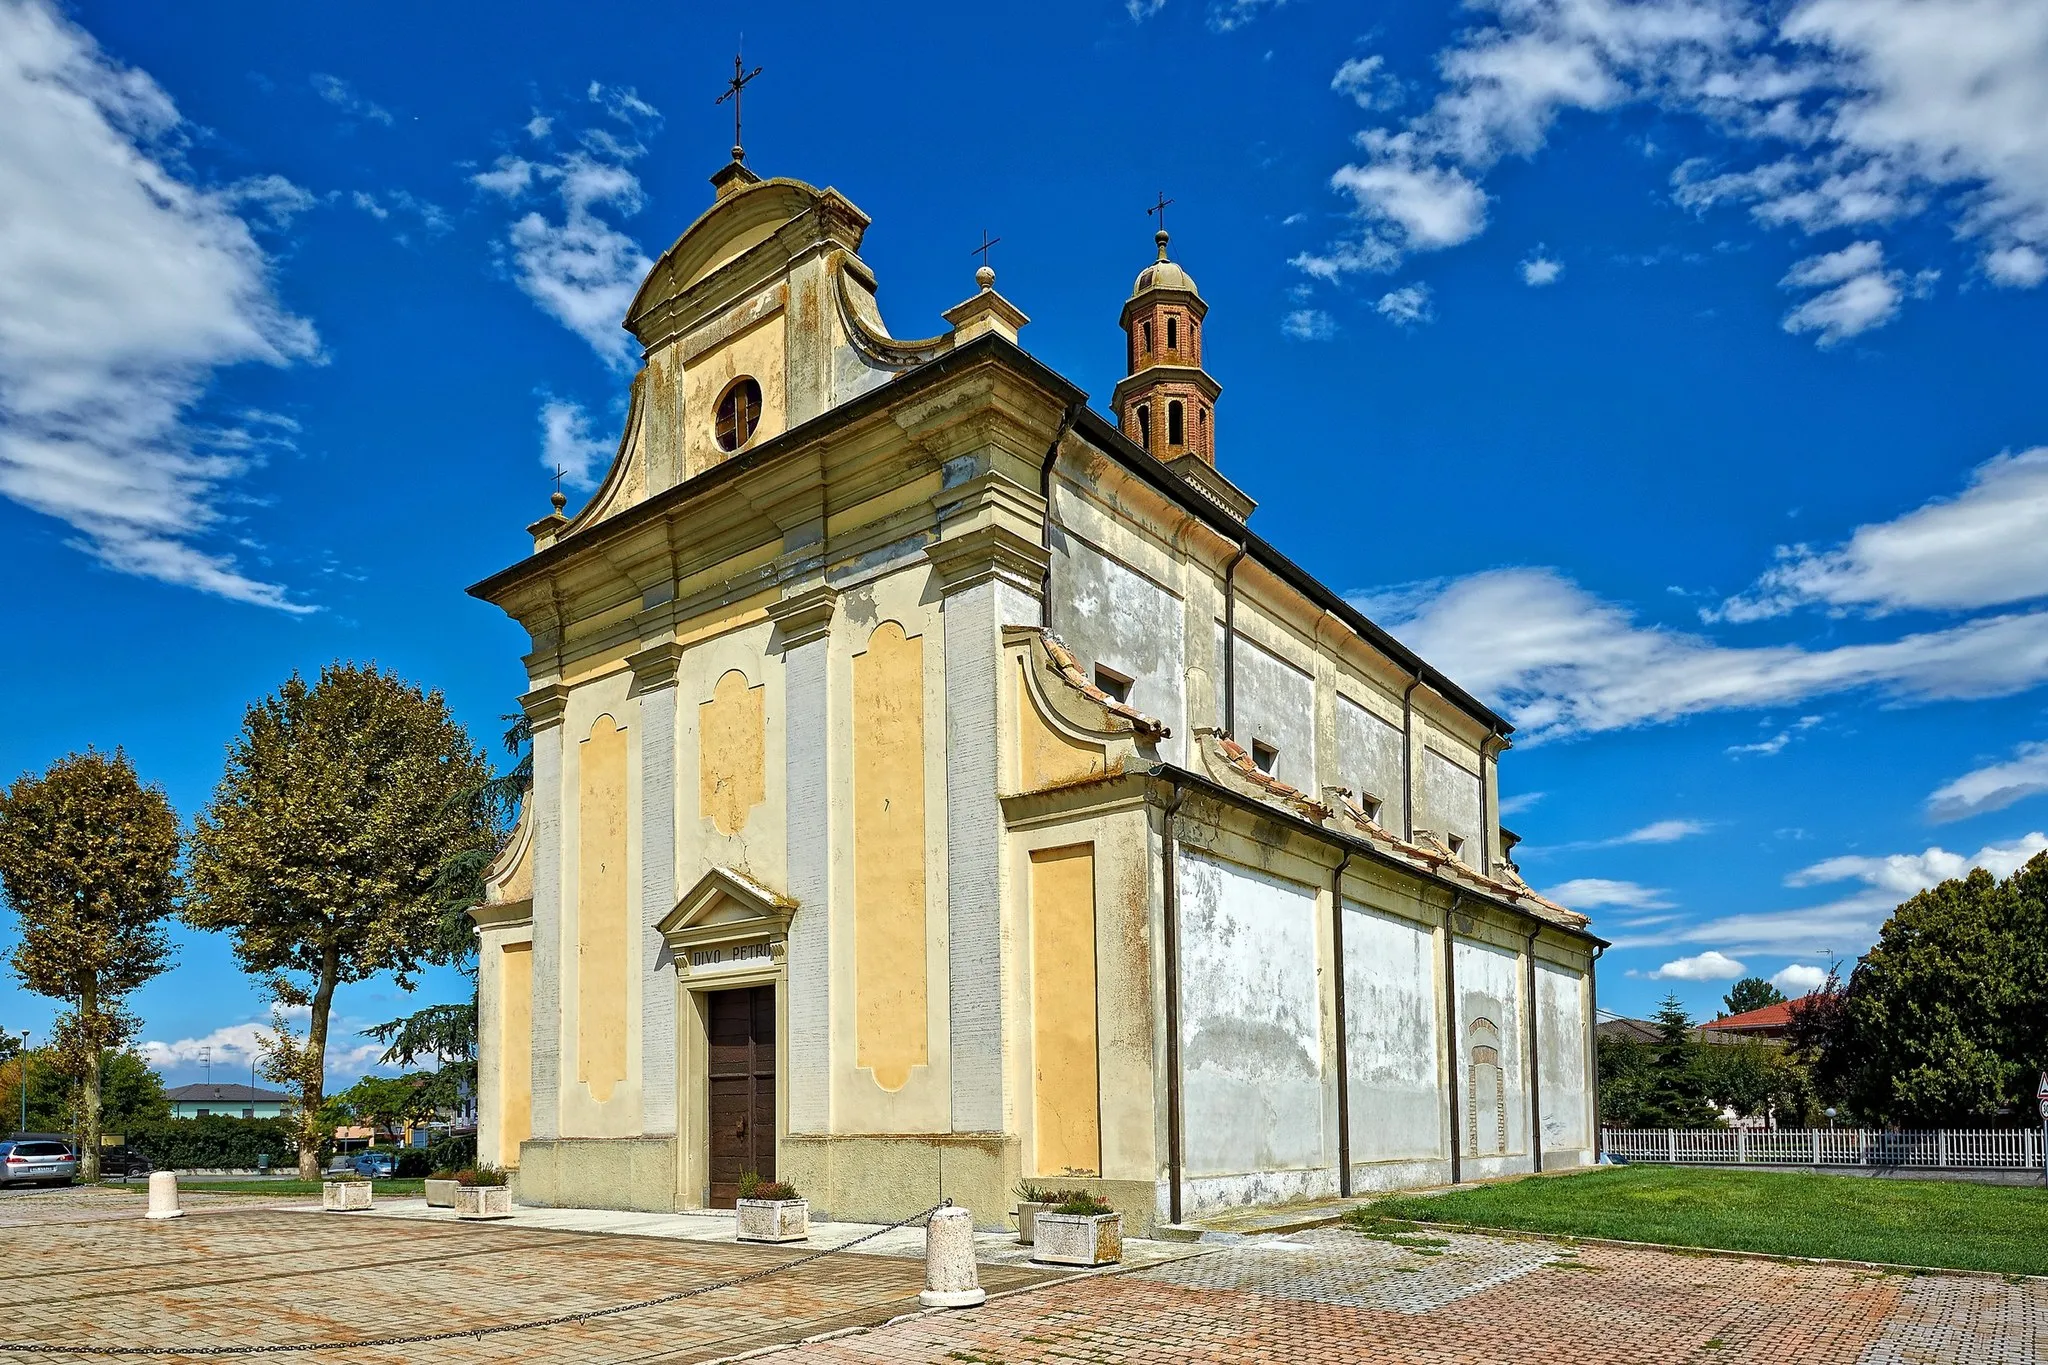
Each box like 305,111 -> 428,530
1447,834 -> 1467,858
1358,793 -> 1384,823
1250,740 -> 1279,773
242,1108 -> 255,1119
1166,316 -> 1179,349
195,1109 -> 210,1118
1093,664 -> 1134,705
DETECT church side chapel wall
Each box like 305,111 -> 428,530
1420,744 -> 1485,870
1537,955 -> 1594,1153
1336,692 -> 1407,831
1453,934 -> 1528,1170
1342,892 -> 1444,1174
1046,527 -> 1189,766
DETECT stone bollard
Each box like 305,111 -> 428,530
145,1171 -> 183,1220
918,1205 -> 987,1309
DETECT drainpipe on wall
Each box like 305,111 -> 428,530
1525,925 -> 1542,1175
1158,781 -> 1190,1226
1401,676 -> 1424,841
1589,942 -> 1606,1163
1444,891 -> 1465,1186
1220,538 -> 1250,737
1037,401 -> 1087,629
1478,731 -> 1498,878
1331,850 -> 1357,1199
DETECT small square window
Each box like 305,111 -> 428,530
1093,664 -> 1134,705
1446,834 -> 1467,857
1358,793 -> 1384,823
1250,740 -> 1279,773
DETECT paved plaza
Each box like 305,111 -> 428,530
0,1188 -> 2041,1363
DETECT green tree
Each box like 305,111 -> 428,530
1597,1030 -> 1657,1126
329,1072 -> 436,1145
0,750 -> 180,1177
185,665 -> 492,1178
1641,996 -> 1722,1128
365,711 -> 530,1127
1721,977 -> 1787,1018
1698,1038 -> 1814,1126
94,1050 -> 170,1132
1791,854 -> 2048,1125
0,1046 -> 71,1133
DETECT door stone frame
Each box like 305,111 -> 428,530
658,867 -> 794,1209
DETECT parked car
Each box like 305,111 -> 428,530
348,1150 -> 397,1179
99,1148 -> 155,1178
0,1139 -> 79,1188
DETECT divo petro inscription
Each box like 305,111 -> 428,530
688,940 -> 774,972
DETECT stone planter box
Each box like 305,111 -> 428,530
455,1185 -> 513,1220
321,1181 -> 372,1212
1031,1212 -> 1122,1267
736,1198 -> 808,1243
1015,1201 -> 1053,1245
423,1178 -> 459,1208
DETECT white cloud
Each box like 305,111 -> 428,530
1520,251 -> 1563,285
1359,566 -> 2048,740
1716,448 -> 2048,620
1619,819 -> 1710,844
538,397 -> 613,490
1294,0 -> 2048,329
1779,240 -> 1903,344
1985,244 -> 2047,287
1281,308 -> 1337,341
140,1013 -> 393,1082
1375,282 -> 1435,325
350,188 -> 450,239
0,0 -> 320,611
1545,877 -> 1672,909
1333,55 -> 1403,110
474,84 -> 661,368
1771,963 -> 1830,995
1790,833 -> 2048,896
1498,790 -> 1547,817
525,112 -> 553,140
1726,715 -> 1820,757
310,73 -> 392,126
1927,741 -> 2048,823
1652,950 -> 1746,981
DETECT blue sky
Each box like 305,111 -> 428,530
2,0 -> 2045,1083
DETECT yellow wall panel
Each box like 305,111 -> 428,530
500,941 -> 533,1163
1030,844 -> 1101,1177
577,714 -> 630,1104
699,669 -> 766,836
852,621 -> 928,1092
1016,658 -> 1110,791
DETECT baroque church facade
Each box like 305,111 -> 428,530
468,153 -> 1604,1231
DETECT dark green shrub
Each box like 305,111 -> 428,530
424,1132 -> 476,1174
123,1115 -> 320,1171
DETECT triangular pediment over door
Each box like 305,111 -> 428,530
657,867 -> 797,979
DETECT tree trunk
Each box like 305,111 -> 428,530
299,944 -> 341,1181
79,976 -> 102,1183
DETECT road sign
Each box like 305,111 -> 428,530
2041,1098 -> 2048,1119
2038,1070 -> 2048,1100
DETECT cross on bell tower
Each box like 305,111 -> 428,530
717,49 -> 764,164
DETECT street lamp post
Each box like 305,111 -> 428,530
18,1032 -> 27,1135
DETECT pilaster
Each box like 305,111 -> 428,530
630,642 -> 682,1135
772,586 -> 837,1133
520,683 -> 570,1143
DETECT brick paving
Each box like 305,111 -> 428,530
4,1190 -> 2043,1363
777,1226 -> 2046,1364
0,1188 -> 1052,1363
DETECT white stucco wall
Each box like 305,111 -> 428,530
1453,938 -> 1525,1158
1177,849 -> 1325,1177
1537,960 -> 1590,1152
1218,626 -> 1317,793
1049,532 -> 1187,765
1342,900 -> 1442,1163
1421,748 -> 1483,870
1336,696 -> 1406,830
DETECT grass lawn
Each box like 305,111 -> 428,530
102,1178 -> 427,1197
1363,1165 -> 2048,1277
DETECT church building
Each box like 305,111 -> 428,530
467,149 -> 1605,1232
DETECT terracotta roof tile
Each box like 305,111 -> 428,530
1039,634 -> 1171,736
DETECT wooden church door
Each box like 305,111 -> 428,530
707,985 -> 777,1207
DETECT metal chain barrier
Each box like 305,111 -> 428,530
0,1200 -> 951,1357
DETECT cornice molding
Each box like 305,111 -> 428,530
767,583 -> 839,648
926,522 -> 1051,595
520,683 -> 571,731
627,640 -> 686,690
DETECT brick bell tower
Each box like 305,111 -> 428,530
1113,221 -> 1253,520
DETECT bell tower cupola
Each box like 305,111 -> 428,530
1114,228 -> 1221,466
1113,215 -> 1252,521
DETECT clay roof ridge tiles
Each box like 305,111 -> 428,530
1038,633 -> 1171,736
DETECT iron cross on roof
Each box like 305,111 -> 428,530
972,230 -> 1001,266
1148,191 -> 1174,234
717,49 -> 764,163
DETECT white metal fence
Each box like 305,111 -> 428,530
1602,1127 -> 2046,1170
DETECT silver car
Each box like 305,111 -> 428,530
0,1139 -> 79,1187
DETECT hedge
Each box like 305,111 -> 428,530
118,1116 -> 322,1171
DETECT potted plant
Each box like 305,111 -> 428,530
453,1166 -> 512,1220
321,1171 -> 373,1212
423,1169 -> 460,1208
735,1170 -> 808,1243
1031,1191 -> 1122,1267
1013,1180 -> 1059,1245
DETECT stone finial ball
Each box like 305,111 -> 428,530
976,264 -> 995,291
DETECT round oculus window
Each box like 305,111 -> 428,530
715,376 -> 762,452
